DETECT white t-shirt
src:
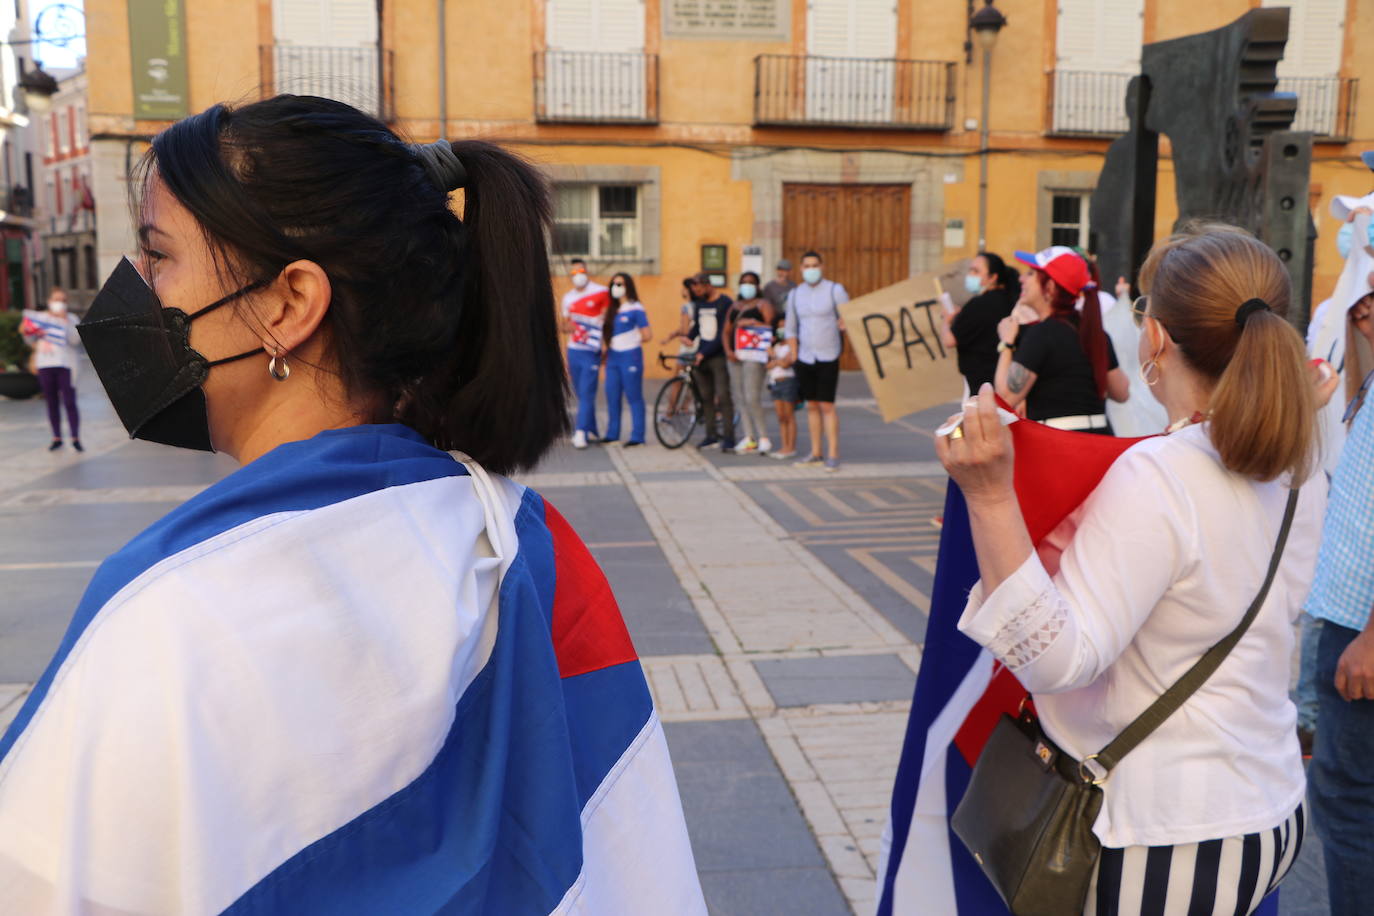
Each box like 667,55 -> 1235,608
767,341 -> 795,384
22,310 -> 76,371
959,424 -> 1326,848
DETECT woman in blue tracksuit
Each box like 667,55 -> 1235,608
602,272 -> 652,446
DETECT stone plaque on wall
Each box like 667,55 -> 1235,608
664,0 -> 788,41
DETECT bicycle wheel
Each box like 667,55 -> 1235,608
654,376 -> 698,449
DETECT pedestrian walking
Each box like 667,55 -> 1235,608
940,224 -> 1326,915
940,252 -> 1019,392
687,272 -> 735,450
724,271 -> 775,454
20,288 -> 81,451
762,258 -> 795,311
766,317 -> 799,459
0,96 -> 704,913
996,246 -> 1130,432
602,271 -> 651,447
783,251 -> 848,471
1305,277 -> 1374,916
560,257 -> 609,448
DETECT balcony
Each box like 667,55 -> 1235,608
1050,70 -> 1360,142
754,55 -> 955,130
261,45 -> 394,121
1277,76 -> 1358,141
1048,70 -> 1134,137
534,51 -> 659,124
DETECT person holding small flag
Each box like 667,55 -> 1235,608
20,288 -> 82,451
724,271 -> 775,454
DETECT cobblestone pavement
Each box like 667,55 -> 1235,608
0,366 -> 1328,914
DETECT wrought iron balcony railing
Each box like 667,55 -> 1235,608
754,55 -> 955,130
261,45 -> 394,122
534,51 -> 659,124
1050,70 -> 1359,142
1277,76 -> 1358,141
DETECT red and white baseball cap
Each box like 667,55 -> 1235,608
1015,246 -> 1090,296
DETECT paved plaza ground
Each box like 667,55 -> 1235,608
0,362 -> 1330,914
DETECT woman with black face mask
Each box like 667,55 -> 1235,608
0,96 -> 704,913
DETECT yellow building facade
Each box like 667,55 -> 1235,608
87,0 -> 1373,375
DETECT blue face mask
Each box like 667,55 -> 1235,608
1337,221 -> 1374,260
738,283 -> 758,300
964,274 -> 984,296
802,267 -> 822,285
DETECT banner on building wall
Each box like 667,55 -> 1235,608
128,0 -> 190,119
837,263 -> 969,423
664,0 -> 788,40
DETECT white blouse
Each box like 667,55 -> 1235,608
958,424 -> 1326,849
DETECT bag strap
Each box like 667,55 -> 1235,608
1090,487 -> 1300,777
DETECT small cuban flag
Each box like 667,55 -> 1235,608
735,325 -> 773,363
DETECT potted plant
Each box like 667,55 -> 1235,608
0,310 -> 40,400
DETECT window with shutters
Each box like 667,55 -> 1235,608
804,0 -> 899,123
271,0 -> 385,118
540,0 -> 652,122
552,184 -> 641,259
1051,0 -> 1144,135
1263,0 -> 1348,136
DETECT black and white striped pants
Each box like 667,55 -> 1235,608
1084,803 -> 1306,916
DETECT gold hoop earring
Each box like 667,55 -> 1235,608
1139,357 -> 1159,387
268,351 -> 290,382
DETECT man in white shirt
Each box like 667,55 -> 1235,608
782,251 -> 848,472
559,259 -> 609,448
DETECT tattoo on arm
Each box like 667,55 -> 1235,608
1007,362 -> 1031,395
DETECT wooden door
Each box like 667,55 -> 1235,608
783,183 -> 911,369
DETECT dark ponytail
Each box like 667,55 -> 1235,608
978,252 -> 1019,292
410,139 -> 570,472
144,96 -> 569,475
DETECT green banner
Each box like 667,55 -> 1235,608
127,0 -> 189,119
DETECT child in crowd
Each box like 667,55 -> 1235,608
766,320 -> 798,459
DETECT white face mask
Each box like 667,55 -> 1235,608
571,273 -> 589,290
610,283 -> 626,299
47,300 -> 67,315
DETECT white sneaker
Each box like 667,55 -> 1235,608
734,437 -> 758,455
571,430 -> 587,449
757,437 -> 773,455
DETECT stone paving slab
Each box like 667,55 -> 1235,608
754,654 -> 917,708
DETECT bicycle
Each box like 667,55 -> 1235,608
652,352 -> 743,449
653,352 -> 701,449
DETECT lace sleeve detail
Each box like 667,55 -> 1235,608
985,584 -> 1070,670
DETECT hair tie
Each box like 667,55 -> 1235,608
1235,298 -> 1270,326
411,140 -> 466,192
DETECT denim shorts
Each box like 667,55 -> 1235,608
769,377 -> 800,404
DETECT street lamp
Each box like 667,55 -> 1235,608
970,0 -> 1007,251
18,63 -> 59,113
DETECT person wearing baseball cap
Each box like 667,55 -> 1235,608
993,246 -> 1130,432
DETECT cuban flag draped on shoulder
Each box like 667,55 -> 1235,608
875,419 -> 1281,916
0,424 -> 705,915
21,310 -> 67,347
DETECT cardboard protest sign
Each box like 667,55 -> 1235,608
838,263 -> 968,422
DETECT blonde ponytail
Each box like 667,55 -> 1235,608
1139,223 -> 1315,482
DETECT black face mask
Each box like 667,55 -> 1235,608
78,257 -> 267,452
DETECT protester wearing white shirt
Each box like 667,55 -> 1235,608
939,225 -> 1326,914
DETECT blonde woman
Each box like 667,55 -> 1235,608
939,225 -> 1326,914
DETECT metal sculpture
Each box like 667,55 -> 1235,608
1089,8 -> 1315,329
